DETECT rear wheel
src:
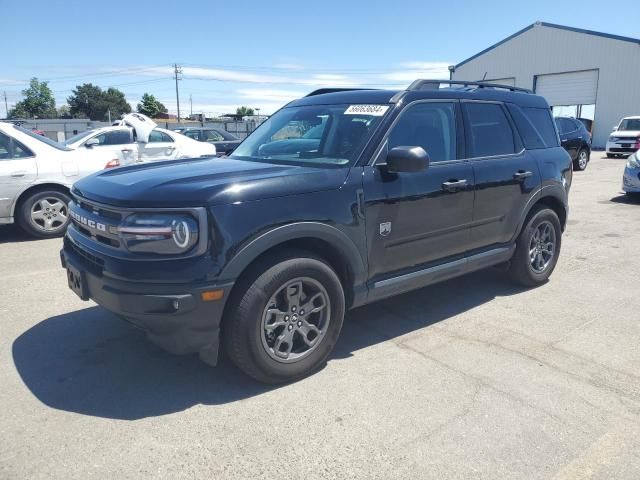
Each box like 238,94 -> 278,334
223,251 -> 345,384
17,189 -> 71,238
509,206 -> 561,287
573,149 -> 589,171
606,153 -> 614,158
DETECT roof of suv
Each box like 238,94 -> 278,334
289,83 -> 549,109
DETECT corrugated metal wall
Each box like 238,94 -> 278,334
452,24 -> 640,147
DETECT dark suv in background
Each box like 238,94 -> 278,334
554,116 -> 591,171
61,80 -> 571,383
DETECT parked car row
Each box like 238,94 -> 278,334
0,114 -> 218,237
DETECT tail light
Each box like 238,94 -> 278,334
105,159 -> 120,169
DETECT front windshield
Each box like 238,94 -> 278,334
14,126 -> 71,151
619,119 -> 640,131
63,130 -> 95,145
230,104 -> 388,167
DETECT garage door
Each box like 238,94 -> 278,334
534,70 -> 599,106
485,77 -> 516,87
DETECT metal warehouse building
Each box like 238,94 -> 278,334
451,22 -> 640,148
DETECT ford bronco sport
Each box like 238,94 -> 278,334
61,80 -> 572,383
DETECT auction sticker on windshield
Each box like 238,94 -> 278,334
344,105 -> 389,116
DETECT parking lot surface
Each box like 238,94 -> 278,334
1,153 -> 639,479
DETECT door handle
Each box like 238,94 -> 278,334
10,170 -> 27,178
513,170 -> 533,181
166,146 -> 176,151
121,148 -> 133,153
441,179 -> 468,192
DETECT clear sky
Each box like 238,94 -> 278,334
2,0 -> 639,117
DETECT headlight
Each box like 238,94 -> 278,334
627,153 -> 640,169
117,213 -> 199,254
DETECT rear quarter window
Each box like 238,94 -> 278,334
508,104 -> 559,149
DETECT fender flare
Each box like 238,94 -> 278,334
512,185 -> 568,241
218,222 -> 367,285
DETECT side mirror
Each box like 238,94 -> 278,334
386,146 -> 430,173
612,126 -> 618,131
85,137 -> 100,148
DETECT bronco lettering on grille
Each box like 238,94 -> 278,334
70,210 -> 107,232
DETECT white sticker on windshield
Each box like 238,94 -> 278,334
344,105 -> 389,116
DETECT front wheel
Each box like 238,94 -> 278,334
17,189 -> 71,238
223,252 -> 345,384
508,206 -> 562,287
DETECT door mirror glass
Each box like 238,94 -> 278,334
386,146 -> 430,173
85,137 -> 100,148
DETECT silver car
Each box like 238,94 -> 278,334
622,151 -> 640,196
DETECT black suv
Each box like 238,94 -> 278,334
61,80 -> 571,383
554,116 -> 592,171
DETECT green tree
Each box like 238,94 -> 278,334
8,78 -> 56,118
102,87 -> 132,120
236,106 -> 255,116
67,83 -> 130,121
136,93 -> 167,118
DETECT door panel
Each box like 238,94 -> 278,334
140,130 -> 178,162
362,100 -> 474,282
470,152 -> 540,248
363,162 -> 475,280
461,101 -> 541,249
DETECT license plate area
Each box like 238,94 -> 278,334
67,262 -> 89,300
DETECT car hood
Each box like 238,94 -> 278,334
612,130 -> 640,138
72,157 -> 350,208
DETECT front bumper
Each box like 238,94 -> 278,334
606,140 -> 639,156
622,166 -> 640,193
60,236 -> 233,366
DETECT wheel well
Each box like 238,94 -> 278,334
227,237 -> 355,308
536,196 -> 567,231
14,183 -> 71,216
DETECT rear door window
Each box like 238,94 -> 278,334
148,130 -> 174,143
463,103 -> 516,157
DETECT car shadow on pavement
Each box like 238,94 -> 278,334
609,193 -> 640,205
0,225 -> 42,244
13,268 -> 524,420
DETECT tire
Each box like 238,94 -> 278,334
17,189 -> 71,238
223,250 -> 345,384
573,149 -> 589,171
606,153 -> 614,158
508,206 -> 562,287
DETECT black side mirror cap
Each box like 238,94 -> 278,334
386,146 -> 430,173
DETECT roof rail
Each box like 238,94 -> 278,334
305,88 -> 376,97
407,79 -> 532,94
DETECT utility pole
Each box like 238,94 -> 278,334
173,63 -> 182,123
189,94 -> 193,117
3,91 -> 8,118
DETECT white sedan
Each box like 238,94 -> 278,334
0,121 -> 116,237
64,114 -> 215,166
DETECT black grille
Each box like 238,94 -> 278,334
610,147 -> 637,153
65,237 -> 105,269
